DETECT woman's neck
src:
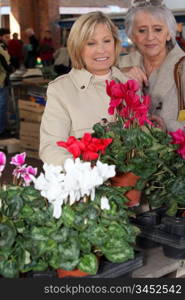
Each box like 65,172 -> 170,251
143,48 -> 168,76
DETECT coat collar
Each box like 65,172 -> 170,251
69,66 -> 123,91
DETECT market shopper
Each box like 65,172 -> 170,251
8,32 -> 23,70
40,11 -> 128,165
24,28 -> 39,68
0,28 -> 12,138
39,30 -> 54,66
119,0 -> 185,131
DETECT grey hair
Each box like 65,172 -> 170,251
125,6 -> 177,47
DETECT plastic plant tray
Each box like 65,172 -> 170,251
89,251 -> 144,278
131,209 -> 185,250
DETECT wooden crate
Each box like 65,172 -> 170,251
20,137 -> 39,152
20,121 -> 40,138
18,99 -> 45,114
19,110 -> 43,123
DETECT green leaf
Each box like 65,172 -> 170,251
62,205 -> 75,227
78,253 -> 98,275
0,223 -> 16,248
0,260 -> 19,278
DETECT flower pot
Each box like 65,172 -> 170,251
161,216 -> 185,237
57,268 -> 89,278
111,172 -> 141,207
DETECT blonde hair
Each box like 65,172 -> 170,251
67,11 -> 121,69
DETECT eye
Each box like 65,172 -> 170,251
154,28 -> 162,32
87,41 -> 96,46
138,29 -> 146,33
104,39 -> 111,43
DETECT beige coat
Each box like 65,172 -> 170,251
40,66 -> 128,165
0,45 -> 10,88
119,44 -> 185,131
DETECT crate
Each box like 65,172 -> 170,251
0,138 -> 20,153
20,121 -> 40,138
18,99 -> 45,114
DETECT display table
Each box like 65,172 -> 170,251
132,247 -> 185,278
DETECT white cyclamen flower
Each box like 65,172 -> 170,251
100,196 -> 110,210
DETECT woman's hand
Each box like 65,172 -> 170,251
150,114 -> 166,132
121,66 -> 148,88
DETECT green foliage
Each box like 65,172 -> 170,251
0,183 -> 139,278
93,121 -> 185,216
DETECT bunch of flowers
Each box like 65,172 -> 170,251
0,151 -> 37,186
33,158 -> 115,219
106,79 -> 152,128
57,132 -> 113,161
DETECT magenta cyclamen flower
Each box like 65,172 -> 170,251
106,79 -> 152,128
0,151 -> 6,175
22,166 -> 38,186
169,128 -> 185,159
10,152 -> 26,166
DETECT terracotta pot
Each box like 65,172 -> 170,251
57,268 -> 89,278
111,172 -> 141,207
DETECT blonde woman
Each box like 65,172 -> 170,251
40,11 -> 128,165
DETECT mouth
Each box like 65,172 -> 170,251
94,57 -> 109,61
145,44 -> 157,48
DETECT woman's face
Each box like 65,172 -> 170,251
81,23 -> 115,75
131,11 -> 171,58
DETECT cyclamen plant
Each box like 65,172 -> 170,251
0,151 -> 37,186
33,158 -> 116,219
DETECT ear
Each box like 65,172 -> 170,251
166,33 -> 171,42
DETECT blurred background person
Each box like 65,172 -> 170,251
0,28 -> 12,138
24,28 -> 39,68
39,30 -> 54,66
8,32 -> 23,70
53,44 -> 71,75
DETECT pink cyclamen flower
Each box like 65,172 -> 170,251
22,166 -> 38,186
0,151 -> 6,175
10,152 -> 26,167
169,128 -> 185,159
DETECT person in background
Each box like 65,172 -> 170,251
119,0 -> 185,132
24,28 -> 39,68
40,11 -> 128,166
0,28 -> 12,138
8,32 -> 23,70
53,44 -> 71,75
39,30 -> 54,66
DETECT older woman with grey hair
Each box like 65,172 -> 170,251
119,0 -> 185,131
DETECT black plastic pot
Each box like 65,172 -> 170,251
163,245 -> 185,259
161,216 -> 185,237
131,207 -> 167,228
136,235 -> 161,249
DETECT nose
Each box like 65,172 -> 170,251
146,29 -> 155,40
96,43 -> 106,53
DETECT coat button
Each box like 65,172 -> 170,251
80,85 -> 85,89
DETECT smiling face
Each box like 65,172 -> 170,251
131,11 -> 171,59
81,23 -> 115,75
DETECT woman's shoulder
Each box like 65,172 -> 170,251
48,72 -> 71,88
118,50 -> 141,68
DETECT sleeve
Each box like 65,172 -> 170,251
39,82 -> 73,166
166,61 -> 185,132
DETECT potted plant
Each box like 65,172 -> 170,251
0,148 -> 140,278
91,79 -> 185,213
